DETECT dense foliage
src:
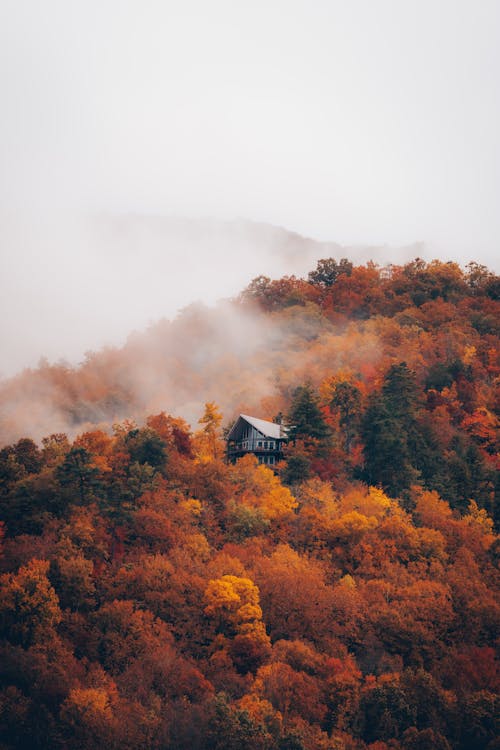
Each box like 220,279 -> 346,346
0,257 -> 498,749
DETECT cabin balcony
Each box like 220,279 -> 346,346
226,439 -> 285,467
227,439 -> 282,455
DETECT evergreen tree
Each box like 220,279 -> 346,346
361,363 -> 423,497
381,362 -> 421,428
361,392 -> 419,496
124,428 -> 167,471
283,453 -> 312,485
330,380 -> 362,453
287,384 -> 331,446
56,447 -> 103,505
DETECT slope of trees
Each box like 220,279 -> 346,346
0,256 -> 498,749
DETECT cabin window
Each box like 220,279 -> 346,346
269,456 -> 274,464
258,441 -> 262,447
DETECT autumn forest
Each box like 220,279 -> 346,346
0,257 -> 499,750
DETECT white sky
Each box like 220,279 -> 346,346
0,0 -> 499,375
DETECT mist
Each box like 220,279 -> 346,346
0,290 -> 389,444
0,212 -> 424,378
1,0 -> 499,378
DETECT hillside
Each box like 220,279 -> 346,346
1,257 -> 498,517
0,256 -> 499,750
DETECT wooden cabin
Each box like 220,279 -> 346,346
226,414 -> 287,467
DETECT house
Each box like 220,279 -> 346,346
226,414 -> 288,467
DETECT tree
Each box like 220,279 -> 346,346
242,275 -> 318,311
60,687 -> 118,750
49,537 -> 96,611
394,258 -> 466,306
13,438 -> 43,474
147,412 -> 194,457
231,455 -> 298,521
255,545 -> 335,647
203,693 -> 273,750
204,575 -> 271,673
330,380 -> 362,454
308,258 -> 353,288
254,661 -> 326,726
361,363 -> 428,497
401,727 -> 451,750
282,452 -> 311,486
287,384 -> 331,450
225,502 -> 270,541
74,430 -> 114,474
382,363 -> 421,426
41,433 -> 70,467
0,559 -> 61,647
357,678 -> 416,743
0,445 -> 26,489
361,391 -> 419,496
56,447 -> 103,504
241,275 -> 272,307
196,402 -> 224,461
124,427 -> 167,471
0,467 -> 63,535
205,575 -> 262,626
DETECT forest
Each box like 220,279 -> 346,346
0,257 -> 498,749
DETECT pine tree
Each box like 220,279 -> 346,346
56,447 -> 103,504
361,363 -> 423,496
330,380 -> 362,453
287,384 -> 331,445
361,392 -> 419,496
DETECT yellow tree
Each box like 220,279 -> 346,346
231,454 -> 298,521
204,574 -> 271,672
195,402 -> 224,461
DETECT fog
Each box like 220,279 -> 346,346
0,292 -> 388,444
1,0 -> 499,376
0,212 -> 423,378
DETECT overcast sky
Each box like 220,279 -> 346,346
0,0 -> 499,375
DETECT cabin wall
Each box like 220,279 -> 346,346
226,421 -> 285,468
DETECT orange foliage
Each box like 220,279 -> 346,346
0,257 -> 498,749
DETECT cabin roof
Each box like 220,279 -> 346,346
227,414 -> 286,441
